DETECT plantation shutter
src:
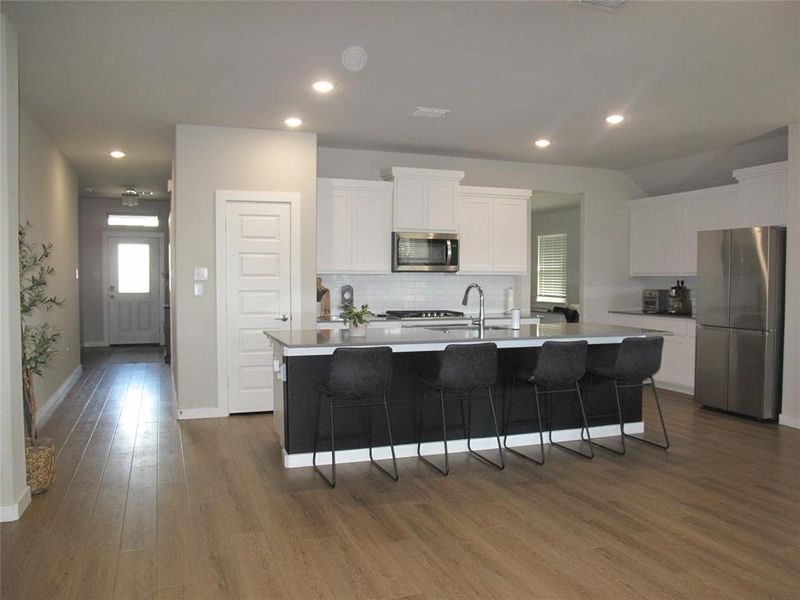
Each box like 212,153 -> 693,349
537,233 -> 567,302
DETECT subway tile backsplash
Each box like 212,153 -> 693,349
319,273 -> 516,314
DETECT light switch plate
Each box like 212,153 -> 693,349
194,267 -> 208,281
194,282 -> 203,296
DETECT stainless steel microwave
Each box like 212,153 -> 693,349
392,232 -> 459,272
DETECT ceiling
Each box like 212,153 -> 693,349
3,1 -> 798,201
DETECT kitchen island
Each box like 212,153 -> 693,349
264,323 -> 668,468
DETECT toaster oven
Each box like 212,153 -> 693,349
642,289 -> 669,314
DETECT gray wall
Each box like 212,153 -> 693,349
78,197 -> 171,345
18,106 -> 80,417
531,206 -> 581,306
782,123 -> 800,426
317,146 -> 645,323
173,124 -> 317,412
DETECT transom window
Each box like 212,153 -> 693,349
107,214 -> 159,228
537,233 -> 567,303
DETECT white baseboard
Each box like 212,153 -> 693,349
779,414 -> 800,429
283,421 -> 644,468
0,485 -> 31,522
37,365 -> 82,428
177,406 -> 226,420
82,341 -> 108,348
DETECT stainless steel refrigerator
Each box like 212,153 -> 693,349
695,227 -> 786,419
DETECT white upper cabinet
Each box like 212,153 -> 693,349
317,178 -> 393,273
459,186 -> 531,274
382,167 -> 464,232
628,161 -> 787,277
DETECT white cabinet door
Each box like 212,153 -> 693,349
316,187 -> 353,272
459,195 -> 493,272
655,203 -> 683,275
681,190 -> 738,274
736,171 -> 788,227
394,178 -> 427,230
630,205 -> 658,275
352,189 -> 392,272
427,181 -> 458,232
492,197 -> 528,273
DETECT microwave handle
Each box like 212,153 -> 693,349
445,239 -> 453,266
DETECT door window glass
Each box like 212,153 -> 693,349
118,243 -> 150,293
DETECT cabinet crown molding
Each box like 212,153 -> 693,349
381,167 -> 465,182
732,161 -> 788,181
459,185 -> 532,199
317,177 -> 393,191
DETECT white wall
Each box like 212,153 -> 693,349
173,124 -> 317,412
1,15 -> 30,521
317,147 -> 645,323
781,123 -> 800,428
18,106 -> 81,416
319,273 -> 515,315
531,206 -> 581,306
78,197 -> 170,345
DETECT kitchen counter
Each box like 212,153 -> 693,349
265,322 -> 669,356
265,321 -> 659,468
608,309 -> 695,320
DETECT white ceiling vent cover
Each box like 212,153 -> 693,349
576,0 -> 628,11
412,107 -> 450,119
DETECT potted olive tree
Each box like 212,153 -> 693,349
19,222 -> 63,494
340,303 -> 373,337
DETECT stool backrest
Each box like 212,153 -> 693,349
614,336 -> 664,381
532,340 -> 588,388
439,343 -> 498,390
326,346 -> 393,398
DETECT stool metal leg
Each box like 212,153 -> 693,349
623,377 -> 670,449
313,393 -> 337,488
503,382 -> 545,465
548,385 -> 594,459
581,378 -> 627,456
462,387 -> 504,470
418,388 -> 450,476
368,395 -> 399,481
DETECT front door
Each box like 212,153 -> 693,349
107,234 -> 161,345
225,201 -> 291,413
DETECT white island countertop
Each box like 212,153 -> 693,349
264,322 -> 670,356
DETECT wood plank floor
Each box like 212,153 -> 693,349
2,348 -> 799,599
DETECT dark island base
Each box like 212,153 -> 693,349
283,345 -> 642,455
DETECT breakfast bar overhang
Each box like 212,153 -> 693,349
264,323 -> 669,468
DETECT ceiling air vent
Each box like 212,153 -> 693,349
576,0 -> 628,11
412,107 -> 450,119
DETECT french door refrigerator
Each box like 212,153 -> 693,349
695,227 -> 786,420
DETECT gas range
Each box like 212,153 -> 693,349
382,309 -> 466,320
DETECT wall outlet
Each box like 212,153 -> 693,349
194,282 -> 204,297
194,267 -> 208,281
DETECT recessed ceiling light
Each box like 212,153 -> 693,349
110,150 -> 126,159
284,117 -> 302,128
606,114 -> 625,125
312,80 -> 334,94
534,139 -> 551,148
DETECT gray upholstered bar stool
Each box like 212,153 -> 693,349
416,342 -> 504,476
504,340 -> 593,462
313,346 -> 398,488
584,336 -> 669,455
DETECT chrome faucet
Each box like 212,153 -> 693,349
462,282 -> 485,334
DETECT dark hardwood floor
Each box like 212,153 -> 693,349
1,348 -> 799,599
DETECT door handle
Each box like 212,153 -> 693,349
275,314 -> 289,322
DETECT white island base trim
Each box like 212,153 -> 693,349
283,421 -> 644,468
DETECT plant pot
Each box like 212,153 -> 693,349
348,322 -> 368,337
26,439 -> 55,495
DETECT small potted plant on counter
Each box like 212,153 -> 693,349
340,303 -> 373,337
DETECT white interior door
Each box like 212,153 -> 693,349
107,235 -> 161,345
225,201 -> 291,413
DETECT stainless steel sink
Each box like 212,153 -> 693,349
424,325 -> 511,332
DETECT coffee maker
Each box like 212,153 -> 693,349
667,280 -> 692,315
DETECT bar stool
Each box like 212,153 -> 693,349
313,346 -> 398,488
584,336 -> 669,455
504,340 -> 593,462
416,342 -> 504,476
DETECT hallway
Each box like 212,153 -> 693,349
1,348 -> 799,599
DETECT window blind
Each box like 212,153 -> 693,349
537,233 -> 567,302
